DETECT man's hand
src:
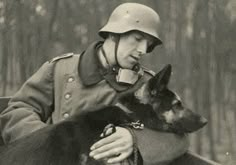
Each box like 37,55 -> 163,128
89,127 -> 133,164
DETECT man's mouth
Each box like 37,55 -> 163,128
131,55 -> 140,62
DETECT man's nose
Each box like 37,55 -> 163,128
137,41 -> 148,55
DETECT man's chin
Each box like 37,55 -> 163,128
119,64 -> 133,70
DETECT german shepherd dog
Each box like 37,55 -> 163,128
0,64 -> 207,165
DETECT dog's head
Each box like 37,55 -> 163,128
127,64 -> 208,134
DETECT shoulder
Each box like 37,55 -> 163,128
48,53 -> 80,63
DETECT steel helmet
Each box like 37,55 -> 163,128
99,3 -> 162,52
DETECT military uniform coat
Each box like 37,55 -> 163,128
0,42 -> 188,164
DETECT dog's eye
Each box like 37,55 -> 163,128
173,101 -> 182,107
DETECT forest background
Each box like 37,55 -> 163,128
0,0 -> 236,164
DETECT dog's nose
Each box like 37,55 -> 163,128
200,117 -> 208,125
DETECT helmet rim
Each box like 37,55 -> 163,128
98,3 -> 162,51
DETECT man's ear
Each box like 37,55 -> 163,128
148,64 -> 172,92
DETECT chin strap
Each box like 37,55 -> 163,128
114,35 -> 122,68
100,35 -> 121,69
101,44 -> 144,85
101,45 -> 111,68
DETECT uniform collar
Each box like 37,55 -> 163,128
79,41 -> 104,86
79,41 -> 140,91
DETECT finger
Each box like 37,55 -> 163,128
90,137 -> 133,157
90,140 -> 124,156
92,147 -> 125,160
107,148 -> 133,163
91,134 -> 120,150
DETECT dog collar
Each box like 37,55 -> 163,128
115,102 -> 144,130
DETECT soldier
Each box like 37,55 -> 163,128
0,3 -> 189,164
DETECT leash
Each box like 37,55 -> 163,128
102,103 -> 144,165
102,124 -> 140,165
124,126 -> 139,165
115,102 -> 144,165
120,120 -> 144,165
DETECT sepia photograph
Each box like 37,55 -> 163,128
0,0 -> 235,164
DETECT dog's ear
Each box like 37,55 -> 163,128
149,64 -> 172,92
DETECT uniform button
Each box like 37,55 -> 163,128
65,93 -> 71,99
63,113 -> 70,118
68,77 -> 74,82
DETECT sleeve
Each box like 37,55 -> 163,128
0,61 -> 55,144
134,128 -> 189,164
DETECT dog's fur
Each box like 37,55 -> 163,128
0,64 -> 207,165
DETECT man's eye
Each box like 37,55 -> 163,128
148,42 -> 154,48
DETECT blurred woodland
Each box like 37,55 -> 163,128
0,0 -> 236,164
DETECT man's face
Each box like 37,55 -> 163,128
116,31 -> 155,69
